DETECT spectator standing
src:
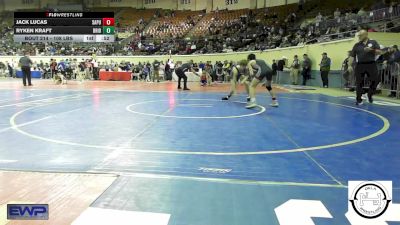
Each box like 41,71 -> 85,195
277,57 -> 286,71
71,59 -> 78,79
290,55 -> 301,85
271,59 -> 278,77
385,45 -> 400,97
39,60 -> 44,70
223,60 -> 231,81
59,59 -> 66,74
152,60 -> 160,82
19,52 -> 33,86
334,8 -> 341,19
199,61 -> 205,71
342,51 -> 355,89
276,56 -> 286,82
169,59 -> 175,71
319,52 -> 331,88
302,54 -> 312,86
389,3 -> 394,18
50,59 -> 57,78
85,60 -> 93,79
7,61 -> 13,77
315,12 -> 323,25
0,62 -> 5,76
92,60 -> 99,80
357,7 -> 367,18
298,0 -> 304,10
141,64 -> 150,81
165,60 -> 172,81
215,61 -> 224,82
205,63 -> 214,82
64,59 -> 72,78
77,59 -> 86,82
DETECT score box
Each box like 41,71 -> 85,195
96,35 -> 114,42
102,18 -> 114,26
102,26 -> 114,34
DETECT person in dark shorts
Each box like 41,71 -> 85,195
175,60 -> 196,90
246,54 -> 279,109
221,59 -> 250,101
19,52 -> 33,86
348,29 -> 383,105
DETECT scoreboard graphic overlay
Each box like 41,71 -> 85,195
14,12 -> 115,43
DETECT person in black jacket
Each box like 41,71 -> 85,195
302,54 -> 312,85
275,57 -> 287,84
347,30 -> 383,105
19,52 -> 33,86
152,60 -> 160,82
175,60 -> 196,90
277,57 -> 286,71
7,62 -> 13,77
165,60 -> 172,81
271,59 -> 278,77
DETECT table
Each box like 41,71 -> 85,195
99,71 -> 131,81
16,70 -> 42,78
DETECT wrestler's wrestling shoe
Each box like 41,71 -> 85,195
270,100 -> 279,107
246,101 -> 258,109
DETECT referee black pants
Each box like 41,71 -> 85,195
21,66 -> 32,86
355,63 -> 379,102
176,69 -> 188,89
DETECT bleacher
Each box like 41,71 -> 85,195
117,8 -> 157,27
145,10 -> 203,38
254,3 -> 298,24
189,9 -> 249,37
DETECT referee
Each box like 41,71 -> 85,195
175,60 -> 196,90
19,51 -> 33,86
348,30 -> 383,105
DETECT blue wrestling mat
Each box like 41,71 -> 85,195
0,89 -> 399,225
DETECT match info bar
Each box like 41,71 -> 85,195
13,12 -> 114,43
